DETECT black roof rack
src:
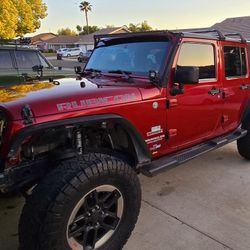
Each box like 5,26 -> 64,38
187,29 -> 225,40
93,29 -> 247,47
224,33 -> 247,43
0,38 -> 31,46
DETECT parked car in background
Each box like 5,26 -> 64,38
78,49 -> 93,63
56,48 -> 69,60
0,45 -> 73,85
57,47 -> 82,60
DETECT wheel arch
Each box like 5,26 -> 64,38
8,114 -> 151,167
241,98 -> 250,127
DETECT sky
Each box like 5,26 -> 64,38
33,0 -> 250,35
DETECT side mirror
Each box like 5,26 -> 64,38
32,65 -> 44,78
174,66 -> 199,84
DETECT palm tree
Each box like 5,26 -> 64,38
79,1 -> 92,34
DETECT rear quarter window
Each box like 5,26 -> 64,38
0,51 -> 14,69
223,46 -> 247,77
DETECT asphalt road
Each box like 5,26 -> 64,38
47,57 -> 85,71
1,142 -> 250,250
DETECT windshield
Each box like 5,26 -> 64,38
86,41 -> 170,76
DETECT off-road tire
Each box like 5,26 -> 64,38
237,122 -> 250,160
19,153 -> 141,250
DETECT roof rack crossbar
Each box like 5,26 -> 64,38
0,38 -> 31,46
188,29 -> 225,40
223,33 -> 247,43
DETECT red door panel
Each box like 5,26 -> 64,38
166,39 -> 224,150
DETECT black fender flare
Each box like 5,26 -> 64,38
8,114 -> 151,166
241,98 -> 250,126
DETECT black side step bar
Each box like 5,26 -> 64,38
141,128 -> 247,177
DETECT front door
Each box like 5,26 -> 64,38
166,40 -> 224,150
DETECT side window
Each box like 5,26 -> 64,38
15,51 -> 41,69
177,43 -> 216,80
223,46 -> 247,77
0,51 -> 14,69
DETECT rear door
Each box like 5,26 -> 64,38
15,50 -> 43,82
221,43 -> 250,131
166,39 -> 224,150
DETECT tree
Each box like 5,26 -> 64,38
57,28 -> 77,36
106,25 -> 115,28
128,21 -> 153,32
79,1 -> 92,34
140,21 -> 153,32
0,0 -> 47,39
0,0 -> 18,39
79,25 -> 99,35
76,25 -> 83,33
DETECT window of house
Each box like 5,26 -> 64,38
177,43 -> 216,80
224,46 -> 247,77
0,51 -> 14,69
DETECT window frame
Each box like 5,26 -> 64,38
223,45 -> 248,80
176,42 -> 217,83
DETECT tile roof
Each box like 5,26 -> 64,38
45,35 -> 81,44
31,33 -> 57,44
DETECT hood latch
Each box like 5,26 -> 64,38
21,105 -> 34,125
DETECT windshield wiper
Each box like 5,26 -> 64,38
83,68 -> 102,77
108,70 -> 133,81
108,70 -> 132,75
84,68 -> 102,73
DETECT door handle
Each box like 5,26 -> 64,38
208,88 -> 221,96
240,84 -> 250,90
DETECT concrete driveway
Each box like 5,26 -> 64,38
1,142 -> 250,250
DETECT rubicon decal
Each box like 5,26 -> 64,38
57,93 -> 137,111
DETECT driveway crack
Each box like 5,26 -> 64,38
142,199 -> 234,250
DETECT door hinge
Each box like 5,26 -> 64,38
167,99 -> 178,109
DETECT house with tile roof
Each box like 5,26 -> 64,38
31,33 -> 57,46
42,26 -> 130,52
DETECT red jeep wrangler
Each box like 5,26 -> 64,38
0,30 -> 250,250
